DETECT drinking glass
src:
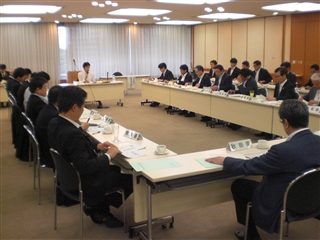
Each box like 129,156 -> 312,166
112,124 -> 119,143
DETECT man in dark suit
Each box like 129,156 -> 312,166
300,72 -> 320,106
212,64 -> 232,92
304,64 -> 319,89
206,99 -> 320,240
150,62 -> 174,107
26,76 -> 48,124
0,64 -> 10,82
242,60 -> 253,76
35,85 -> 63,168
17,68 -> 32,111
175,64 -> 192,86
208,60 -> 218,78
266,67 -> 297,101
227,58 -> 241,80
252,60 -> 272,84
280,61 -> 297,86
6,67 -> 26,99
48,86 -> 133,228
229,68 -> 258,96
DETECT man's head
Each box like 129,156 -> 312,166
58,86 -> 87,119
311,73 -> 320,89
279,99 -> 309,133
213,64 -> 225,77
210,60 -> 217,69
194,65 -> 204,77
29,76 -> 48,96
158,62 -> 167,73
274,67 -> 288,84
36,71 -> 50,81
310,64 -> 319,74
83,62 -> 91,73
253,60 -> 261,71
13,67 -> 26,82
280,61 -> 291,71
230,58 -> 237,68
48,85 -> 63,105
238,68 -> 252,82
0,64 -> 7,73
179,64 -> 188,75
242,61 -> 250,69
24,68 -> 32,80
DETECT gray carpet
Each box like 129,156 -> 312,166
1,92 -> 319,239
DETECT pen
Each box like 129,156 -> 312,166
87,117 -> 90,123
92,131 -> 100,135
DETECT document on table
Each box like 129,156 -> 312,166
130,158 -> 182,172
244,151 -> 267,159
197,153 -> 246,168
119,144 -> 146,158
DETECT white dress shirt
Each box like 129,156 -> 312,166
255,68 -> 261,82
78,71 -> 95,83
278,79 -> 287,96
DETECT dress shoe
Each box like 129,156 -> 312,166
185,112 -> 195,117
200,116 -> 211,122
165,106 -> 172,110
264,133 -> 273,140
254,132 -> 265,137
150,102 -> 160,107
103,212 -> 124,228
179,110 -> 188,115
235,230 -> 261,240
83,205 -> 104,224
97,104 -> 103,109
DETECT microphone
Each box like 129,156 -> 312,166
73,58 -> 79,70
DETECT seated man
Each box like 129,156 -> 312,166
17,68 -> 32,112
26,76 -> 48,124
228,68 -> 258,96
280,61 -> 296,86
252,60 -> 272,84
48,86 -> 133,228
266,67 -> 297,101
242,60 -> 253,76
212,64 -> 232,92
6,67 -> 26,99
206,99 -> 320,240
299,73 -> 320,106
208,60 -> 218,78
150,62 -> 174,107
0,64 -> 10,82
227,58 -> 241,80
304,64 -> 319,89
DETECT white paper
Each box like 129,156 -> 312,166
122,149 -> 146,158
244,151 -> 268,159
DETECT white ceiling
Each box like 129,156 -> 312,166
1,0 -> 320,24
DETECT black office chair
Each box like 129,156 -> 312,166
21,112 -> 34,167
113,71 -> 123,76
11,104 -> 21,147
23,125 -> 41,205
245,167 -> 320,240
256,88 -> 267,97
50,149 -> 127,239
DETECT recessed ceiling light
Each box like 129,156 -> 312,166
205,8 -> 212,12
0,17 -> 41,23
153,17 -> 161,21
134,22 -> 137,25
273,12 -> 278,15
155,0 -> 230,5
108,8 -> 171,16
80,18 -> 129,23
262,2 -> 320,12
198,13 -> 255,20
99,3 -> 105,7
213,19 -> 217,22
112,3 -> 119,7
217,7 -> 225,12
55,20 -> 59,24
0,5 -> 61,14
163,16 -> 170,20
71,14 -> 77,17
62,15 -> 67,18
92,2 -> 99,6
78,15 -> 83,18
68,15 -> 72,19
105,1 -> 112,5
156,20 -> 202,25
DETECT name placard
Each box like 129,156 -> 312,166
218,91 -> 229,97
124,129 -> 143,141
202,87 -> 212,93
309,106 -> 320,114
240,95 -> 251,101
226,139 -> 252,152
102,115 -> 115,124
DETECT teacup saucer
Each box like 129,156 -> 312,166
256,145 -> 269,149
154,150 -> 168,155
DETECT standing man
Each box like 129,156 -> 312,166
227,58 -> 241,80
48,86 -> 133,227
206,99 -> 320,240
266,67 -> 297,101
299,73 -> 320,106
212,64 -> 232,92
280,61 -> 297,86
252,60 -> 272,84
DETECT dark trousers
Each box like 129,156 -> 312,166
231,179 -> 260,239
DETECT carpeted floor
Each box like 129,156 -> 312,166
1,92 -> 319,239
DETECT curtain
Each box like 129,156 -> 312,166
0,23 -> 60,86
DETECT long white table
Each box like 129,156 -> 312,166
141,81 -> 320,135
0,84 -> 8,103
100,75 -> 149,90
266,84 -> 309,97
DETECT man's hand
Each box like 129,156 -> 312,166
308,100 -> 319,106
80,122 -> 89,130
205,156 -> 225,165
195,83 -> 200,87
258,80 -> 265,84
97,141 -> 121,159
228,89 -> 235,94
212,85 -> 218,91
266,96 -> 276,101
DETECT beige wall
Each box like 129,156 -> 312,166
193,16 -> 286,72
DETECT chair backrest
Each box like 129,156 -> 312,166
257,88 -> 267,97
23,125 -> 39,161
8,91 -> 17,105
284,167 -> 320,217
113,71 -> 123,76
50,148 -> 81,201
21,112 -> 34,132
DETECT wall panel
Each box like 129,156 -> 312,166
205,24 -> 218,68
217,21 -> 232,67
247,18 -> 265,67
193,25 -> 206,66
231,20 -> 247,63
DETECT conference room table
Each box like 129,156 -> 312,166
60,81 -> 125,106
0,84 -> 8,103
83,109 -> 285,239
265,84 -> 309,97
100,75 -> 149,91
141,81 -> 320,135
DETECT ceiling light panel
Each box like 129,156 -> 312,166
0,17 -> 41,23
262,2 -> 320,12
108,8 -> 171,16
80,18 -> 129,23
156,20 -> 202,25
198,13 -> 255,20
155,0 -> 230,5
0,5 -> 61,14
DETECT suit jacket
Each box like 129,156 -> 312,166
286,71 -> 297,85
6,78 -> 21,99
227,67 -> 241,79
0,71 -> 10,82
304,78 -> 313,88
17,81 -> 30,112
192,74 -> 211,88
48,116 -> 112,206
252,68 -> 272,84
236,76 -> 258,96
213,72 -> 232,92
35,103 -> 59,168
223,130 -> 320,234
158,69 -> 174,81
303,87 -> 320,106
26,94 -> 47,124
208,69 -> 217,79
274,80 -> 297,100
177,72 -> 192,85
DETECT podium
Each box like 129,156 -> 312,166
67,71 -> 80,83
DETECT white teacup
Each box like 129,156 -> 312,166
73,81 -> 78,85
103,125 -> 113,134
156,145 -> 166,154
93,114 -> 101,120
257,139 -> 268,148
